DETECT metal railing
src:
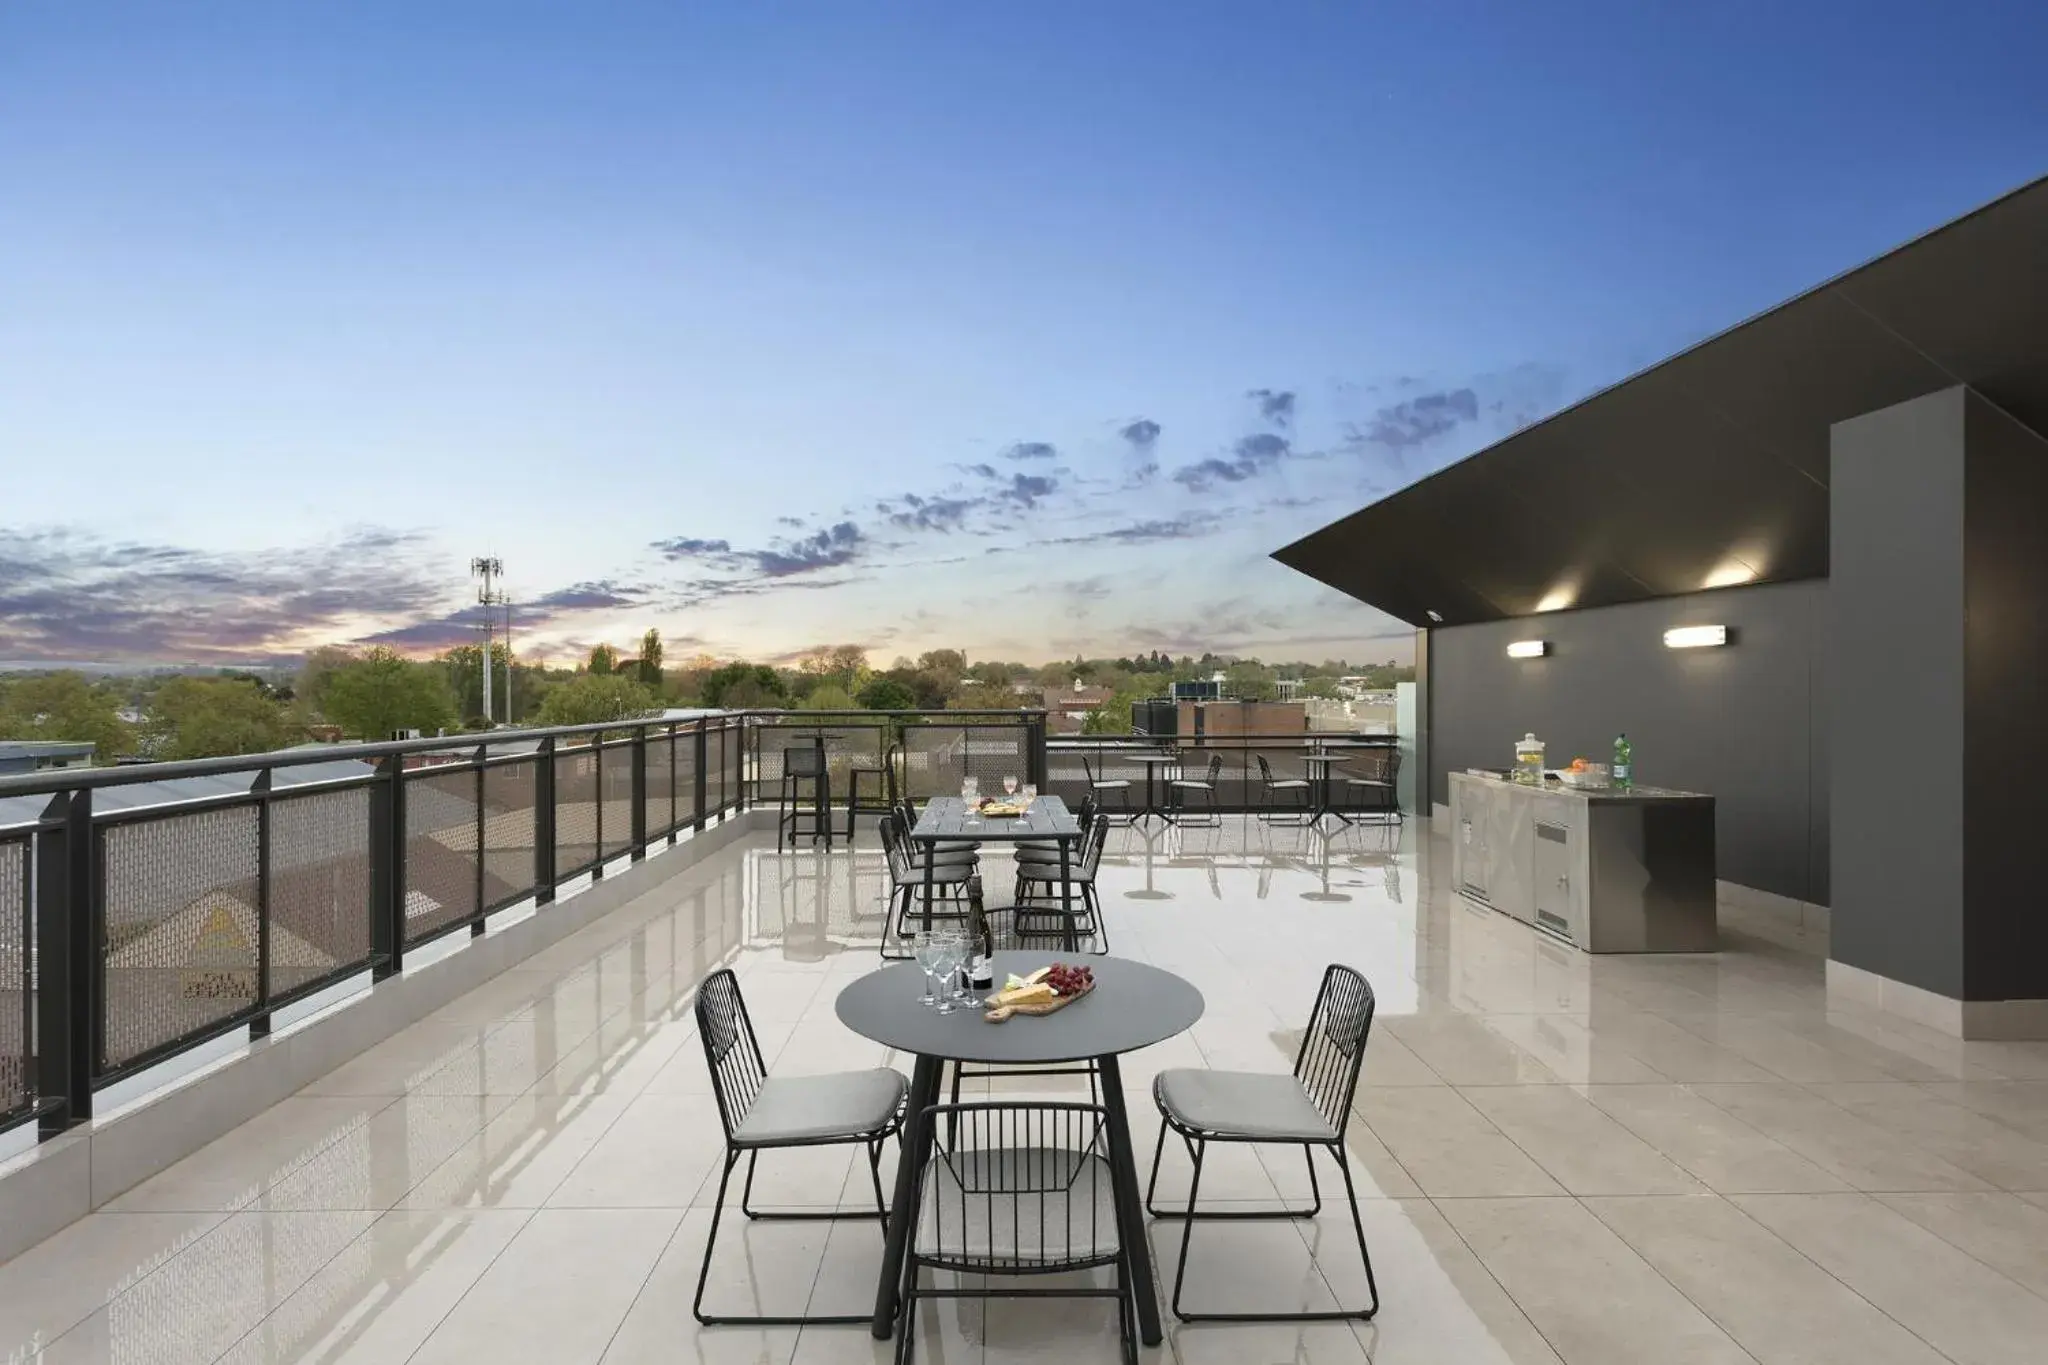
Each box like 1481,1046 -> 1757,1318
0,713 -> 748,1141
1045,732 -> 1399,815
743,710 -> 1048,812
0,706 -> 1399,1147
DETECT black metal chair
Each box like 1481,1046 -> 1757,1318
1336,748 -> 1402,826
879,814 -> 982,954
1145,963 -> 1379,1323
894,1100 -> 1135,1365
1080,753 -> 1134,823
1013,794 -> 1098,857
778,742 -> 833,849
1166,753 -> 1224,826
692,968 -> 905,1325
1255,754 -> 1313,824
1012,813 -> 1111,953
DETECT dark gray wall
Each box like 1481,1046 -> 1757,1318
1830,389 -> 1967,996
1430,579 -> 1828,904
1962,394 -> 2048,1001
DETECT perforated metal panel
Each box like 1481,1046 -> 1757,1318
644,729 -> 676,838
554,745 -> 598,875
404,766 -> 480,945
706,727 -> 728,813
0,836 -> 29,1126
600,740 -> 634,859
101,805 -> 261,1071
269,787 -> 373,1000
675,728 -> 701,828
902,722 -> 1031,800
482,758 -> 537,911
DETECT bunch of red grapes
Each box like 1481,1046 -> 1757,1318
1045,962 -> 1094,996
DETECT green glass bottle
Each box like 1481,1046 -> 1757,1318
1613,733 -> 1633,790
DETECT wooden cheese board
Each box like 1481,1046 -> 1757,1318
983,978 -> 1094,1022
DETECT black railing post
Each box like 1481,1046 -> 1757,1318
693,723 -> 709,831
590,741 -> 605,881
472,744 -> 488,935
1026,714 -> 1048,790
731,720 -> 744,814
667,725 -> 679,839
370,755 -> 406,981
535,738 -> 558,905
630,725 -> 649,860
251,770 -> 273,1037
36,789 -> 93,1135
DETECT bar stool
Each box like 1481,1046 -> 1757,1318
844,744 -> 900,842
778,743 -> 833,849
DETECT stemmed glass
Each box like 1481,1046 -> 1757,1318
1003,774 -> 1019,797
931,931 -> 967,1014
912,933 -> 943,1008
961,776 -> 979,802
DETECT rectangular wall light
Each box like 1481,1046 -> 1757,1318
1506,640 -> 1548,659
1664,625 -> 1728,649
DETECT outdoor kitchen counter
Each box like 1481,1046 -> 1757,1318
1449,771 -> 1718,952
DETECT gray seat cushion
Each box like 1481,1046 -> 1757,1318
1154,1069 -> 1338,1142
916,1147 -> 1120,1264
1089,779 -> 1133,789
1267,778 -> 1311,789
734,1068 -> 906,1144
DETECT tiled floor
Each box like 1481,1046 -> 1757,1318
5,817 -> 2048,1363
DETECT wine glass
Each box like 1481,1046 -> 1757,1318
912,933 -> 942,1008
931,932 -> 967,1014
1021,782 -> 1038,802
1002,774 -> 1018,797
961,775 -> 979,802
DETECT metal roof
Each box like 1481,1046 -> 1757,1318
1273,175 -> 2048,627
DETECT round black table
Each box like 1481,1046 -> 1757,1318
837,951 -> 1205,1344
1128,752 -> 1180,822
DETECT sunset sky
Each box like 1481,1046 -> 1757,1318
4,3 -> 2044,667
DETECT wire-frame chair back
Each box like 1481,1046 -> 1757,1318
1290,964 -> 1376,1135
915,1101 -> 1118,1272
877,812 -> 914,884
695,968 -> 767,1140
1197,752 -> 1223,785
1255,753 -> 1277,786
784,743 -> 827,779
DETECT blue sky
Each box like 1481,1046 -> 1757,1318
3,2 -> 2043,666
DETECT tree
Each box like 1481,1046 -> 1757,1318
320,647 -> 457,739
294,645 -> 360,719
587,643 -> 619,675
855,676 -> 916,711
638,629 -> 664,688
0,671 -> 134,758
798,682 -> 855,711
949,681 -> 1019,712
147,676 -> 296,759
1081,689 -> 1140,735
536,673 -> 660,726
700,662 -> 786,709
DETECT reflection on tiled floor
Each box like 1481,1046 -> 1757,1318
6,817 -> 2048,1363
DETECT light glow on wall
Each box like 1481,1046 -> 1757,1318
1506,640 -> 1548,659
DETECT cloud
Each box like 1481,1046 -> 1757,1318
1044,513 -> 1224,548
997,473 -> 1057,507
1170,433 -> 1293,491
1002,441 -> 1057,461
527,580 -> 642,611
0,527 -> 450,663
1349,387 -> 1480,453
753,521 -> 865,576
775,516 -> 806,529
967,463 -> 999,480
888,494 -> 982,533
652,521 -> 866,577
1248,388 -> 1296,426
1118,419 -> 1161,450
652,536 -> 731,557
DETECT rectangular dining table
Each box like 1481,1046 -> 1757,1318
909,794 -> 1084,931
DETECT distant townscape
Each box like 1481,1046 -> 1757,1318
0,637 -> 1413,767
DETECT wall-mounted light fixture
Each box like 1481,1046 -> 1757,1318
1425,609 -> 1444,623
1506,640 -> 1548,659
1664,625 -> 1728,649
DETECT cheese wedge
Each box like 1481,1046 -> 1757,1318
992,982 -> 1057,1007
1023,966 -> 1053,985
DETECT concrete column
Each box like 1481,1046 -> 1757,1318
1828,385 -> 2048,1037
